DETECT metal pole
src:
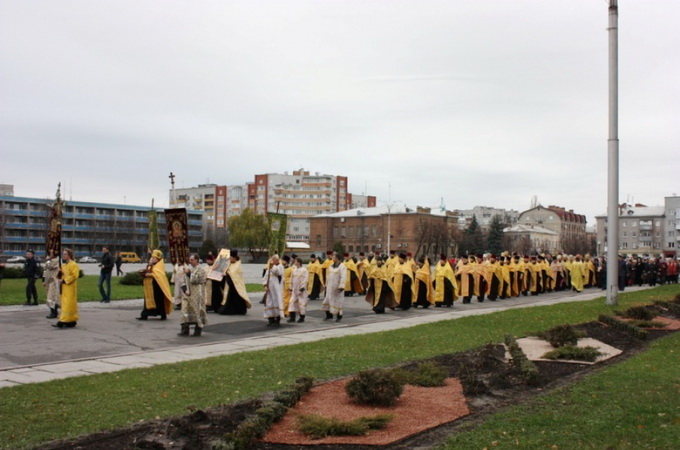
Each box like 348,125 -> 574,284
606,0 -> 619,306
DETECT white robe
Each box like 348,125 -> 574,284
288,265 -> 310,314
263,263 -> 285,318
322,263 -> 347,316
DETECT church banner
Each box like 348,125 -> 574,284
164,208 -> 190,265
267,212 -> 287,256
148,208 -> 160,252
45,184 -> 64,258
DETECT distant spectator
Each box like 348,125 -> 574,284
24,250 -> 40,305
115,252 -> 123,276
98,246 -> 114,303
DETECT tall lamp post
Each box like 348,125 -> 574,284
606,0 -> 619,306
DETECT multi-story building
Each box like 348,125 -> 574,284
0,195 -> 203,259
664,196 -> 680,257
595,203 -> 666,257
246,169 -> 376,242
455,206 -> 519,230
173,184 -> 218,225
171,169 -> 376,242
309,205 -> 458,258
517,205 -> 587,253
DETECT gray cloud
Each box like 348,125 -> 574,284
1,0 -> 678,222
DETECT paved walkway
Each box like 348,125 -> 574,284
0,286 -> 647,389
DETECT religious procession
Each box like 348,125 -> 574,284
37,185 -> 678,337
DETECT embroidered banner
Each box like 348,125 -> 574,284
45,185 -> 64,258
267,212 -> 287,256
164,208 -> 190,264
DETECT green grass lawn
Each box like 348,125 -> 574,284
0,285 -> 678,449
0,277 -> 264,305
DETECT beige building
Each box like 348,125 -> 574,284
517,205 -> 587,253
503,224 -> 560,255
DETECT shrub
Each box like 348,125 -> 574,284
297,413 -> 394,439
120,272 -> 144,285
616,305 -> 656,321
504,335 -> 539,386
626,320 -> 667,329
537,324 -> 586,348
1,267 -> 25,279
221,376 -> 314,449
654,300 -> 680,317
119,271 -> 172,285
346,369 -> 403,407
406,362 -> 448,387
598,314 -> 648,340
542,345 -> 602,362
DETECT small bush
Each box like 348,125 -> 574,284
504,335 -> 539,386
616,305 -> 656,321
654,300 -> 680,317
297,413 -> 394,439
407,362 -> 448,387
346,369 -> 403,407
119,271 -> 172,285
542,345 -> 602,362
626,320 -> 667,329
537,324 -> 586,348
120,272 -> 144,285
1,267 -> 25,279
599,314 -> 648,340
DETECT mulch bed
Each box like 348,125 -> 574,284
41,309 -> 680,450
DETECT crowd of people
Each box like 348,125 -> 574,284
16,245 -> 677,335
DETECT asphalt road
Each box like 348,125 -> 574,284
0,265 -> 633,371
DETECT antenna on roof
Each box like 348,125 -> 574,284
530,195 -> 538,209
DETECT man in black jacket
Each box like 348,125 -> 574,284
98,246 -> 115,302
24,249 -> 40,305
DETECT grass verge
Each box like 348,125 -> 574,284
0,285 -> 678,448
437,330 -> 680,449
0,277 -> 263,305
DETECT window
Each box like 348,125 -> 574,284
623,231 -> 627,237
622,221 -> 627,227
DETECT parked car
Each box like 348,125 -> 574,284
119,252 -> 141,263
6,256 -> 26,264
78,256 -> 98,263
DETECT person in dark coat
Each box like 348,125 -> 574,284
24,249 -> 40,305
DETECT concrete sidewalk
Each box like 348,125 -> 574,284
0,286 -> 647,389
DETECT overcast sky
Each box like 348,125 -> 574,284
1,1 -> 678,225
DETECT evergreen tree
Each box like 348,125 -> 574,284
462,215 -> 486,255
486,215 -> 506,255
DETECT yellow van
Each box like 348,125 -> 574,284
119,252 -> 141,263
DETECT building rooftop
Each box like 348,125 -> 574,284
314,204 -> 448,218
503,224 -> 559,235
595,205 -> 665,218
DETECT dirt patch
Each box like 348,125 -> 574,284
41,315 -> 679,450
263,377 -> 469,446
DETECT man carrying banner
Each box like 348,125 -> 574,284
136,249 -> 173,321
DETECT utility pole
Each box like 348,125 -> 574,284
606,0 -> 619,306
